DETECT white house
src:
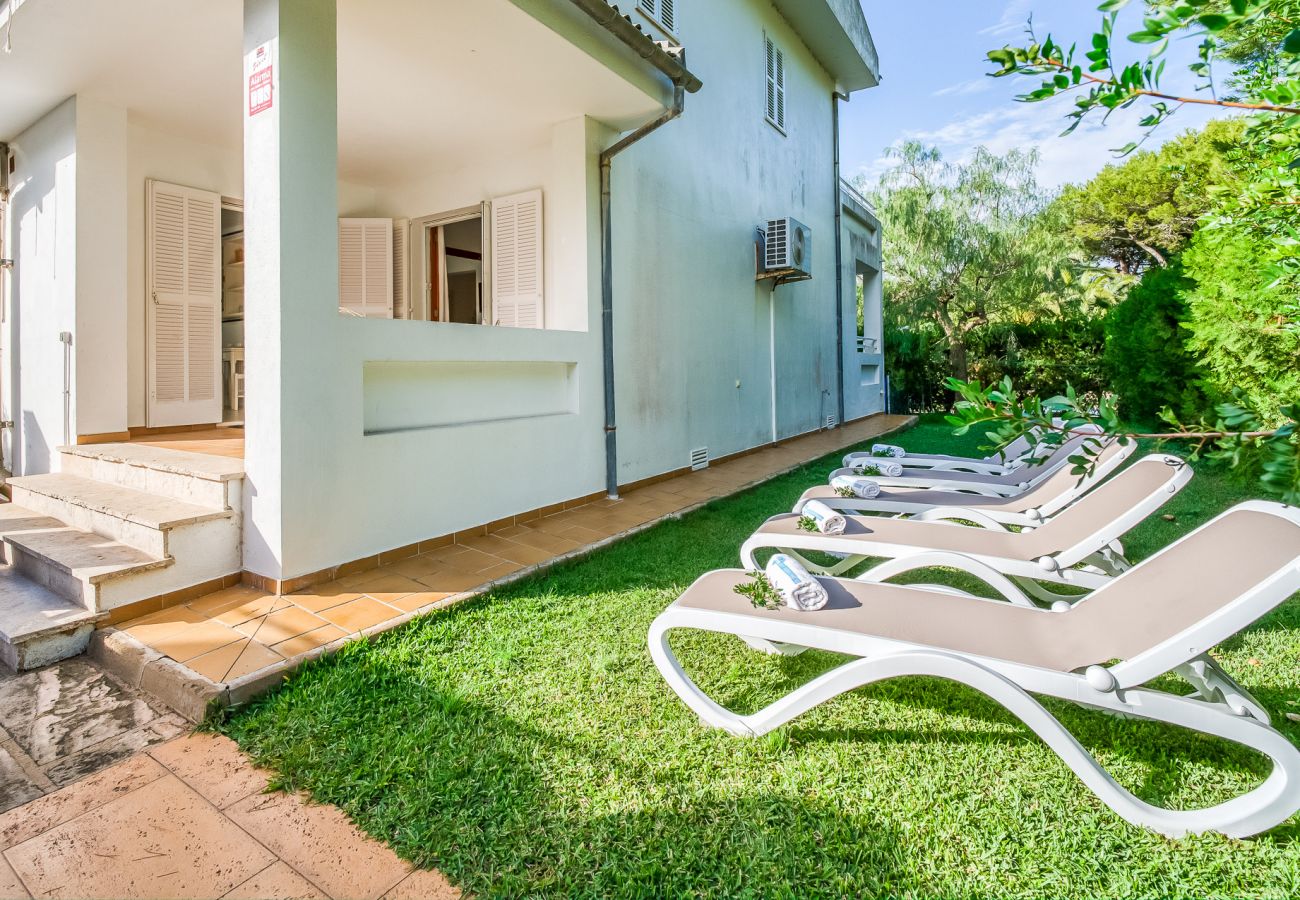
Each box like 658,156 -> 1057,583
0,0 -> 883,665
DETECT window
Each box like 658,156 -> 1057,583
764,34 -> 786,133
404,190 -> 545,329
637,0 -> 677,37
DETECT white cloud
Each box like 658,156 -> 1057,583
978,0 -> 1035,38
850,95 -> 1231,191
932,78 -> 992,98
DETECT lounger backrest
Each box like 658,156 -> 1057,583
1063,503 -> 1300,681
1015,439 -> 1130,516
1022,454 -> 1189,564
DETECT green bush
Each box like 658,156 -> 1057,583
1103,261 -> 1211,422
1183,224 -> 1300,425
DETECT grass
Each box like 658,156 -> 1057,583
222,416 -> 1300,898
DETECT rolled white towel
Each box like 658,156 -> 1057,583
802,499 -> 846,535
765,553 -> 829,611
830,475 -> 881,499
872,443 -> 906,458
855,460 -> 903,477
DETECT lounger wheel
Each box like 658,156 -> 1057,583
649,615 -> 1300,838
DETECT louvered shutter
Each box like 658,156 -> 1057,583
765,36 -> 785,131
146,180 -> 222,427
490,190 -> 543,329
392,218 -> 410,319
638,0 -> 675,32
338,218 -> 394,318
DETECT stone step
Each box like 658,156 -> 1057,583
58,443 -> 243,512
0,566 -> 103,671
7,474 -> 233,558
5,525 -> 171,611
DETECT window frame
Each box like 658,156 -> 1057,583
764,32 -> 787,135
408,204 -> 490,325
634,0 -> 679,42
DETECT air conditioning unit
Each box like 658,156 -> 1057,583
764,217 -> 811,276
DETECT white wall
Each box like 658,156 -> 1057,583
6,99 -> 79,474
608,0 -> 848,483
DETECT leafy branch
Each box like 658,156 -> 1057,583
944,376 -> 1300,501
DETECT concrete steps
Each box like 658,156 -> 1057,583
0,566 -> 103,671
0,444 -> 244,670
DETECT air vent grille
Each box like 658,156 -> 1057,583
689,447 -> 709,470
764,218 -> 788,271
825,415 -> 837,430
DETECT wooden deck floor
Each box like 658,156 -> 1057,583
129,428 -> 245,460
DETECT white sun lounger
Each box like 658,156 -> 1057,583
745,454 -> 1192,602
650,501 -> 1300,837
831,433 -> 1115,497
845,422 -> 1102,476
799,439 -> 1135,527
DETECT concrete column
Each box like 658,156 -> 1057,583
242,0 -> 340,580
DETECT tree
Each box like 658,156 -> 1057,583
867,143 -> 1080,385
1052,120 -> 1241,274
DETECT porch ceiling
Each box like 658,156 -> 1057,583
0,0 -> 662,183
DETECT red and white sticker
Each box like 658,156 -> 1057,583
249,67 -> 273,116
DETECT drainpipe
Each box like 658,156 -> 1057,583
600,83 -> 685,499
832,92 -> 847,429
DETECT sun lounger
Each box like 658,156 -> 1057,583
650,500 -> 1300,837
832,432 -> 1115,497
745,454 -> 1192,602
799,439 -> 1134,527
844,423 -> 1102,476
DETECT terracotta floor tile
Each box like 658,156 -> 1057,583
488,524 -> 532,538
485,541 -> 554,566
146,620 -> 245,662
237,606 -> 329,644
210,593 -> 293,627
121,605 -> 208,644
353,573 -> 425,603
225,791 -> 411,900
188,585 -> 274,617
289,590 -> 363,614
414,570 -> 490,594
503,528 -> 581,554
384,591 -> 454,614
553,524 -> 609,545
317,597 -> 401,634
382,867 -> 460,899
477,561 -> 527,582
386,554 -> 445,579
148,733 -> 269,810
0,753 -> 167,851
222,861 -> 327,899
437,547 -> 504,574
223,640 -> 286,681
458,533 -> 526,557
186,639 -> 253,683
5,774 -> 274,900
272,624 -> 348,658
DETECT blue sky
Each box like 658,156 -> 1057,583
841,1 -> 1233,190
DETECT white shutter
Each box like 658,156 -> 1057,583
765,35 -> 785,131
392,217 -> 410,319
638,0 -> 675,32
490,190 -> 543,329
146,180 -> 222,427
338,217 -> 393,318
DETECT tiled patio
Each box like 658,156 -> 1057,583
116,414 -> 913,689
0,730 -> 457,900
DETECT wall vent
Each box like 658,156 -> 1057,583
825,415 -> 837,430
689,447 -> 709,470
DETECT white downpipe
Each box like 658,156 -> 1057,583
769,290 -> 778,443
59,331 -> 72,447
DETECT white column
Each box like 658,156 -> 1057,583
242,0 -> 341,580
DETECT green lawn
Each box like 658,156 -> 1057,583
222,416 -> 1300,899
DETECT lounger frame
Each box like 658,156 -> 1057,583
650,502 -> 1300,837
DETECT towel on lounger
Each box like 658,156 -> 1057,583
830,475 -> 881,499
872,444 -> 906,458
765,554 -> 829,611
802,499 -> 847,535
850,458 -> 903,477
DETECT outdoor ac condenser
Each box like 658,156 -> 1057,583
764,217 -> 811,277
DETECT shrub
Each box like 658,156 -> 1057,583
1103,260 -> 1211,422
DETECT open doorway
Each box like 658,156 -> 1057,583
412,205 -> 488,324
220,200 -> 245,425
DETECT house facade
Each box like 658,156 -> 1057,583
0,0 -> 882,643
